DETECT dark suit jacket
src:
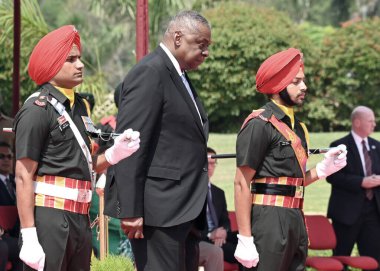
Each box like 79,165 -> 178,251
0,175 -> 19,237
201,183 -> 231,240
0,175 -> 16,206
327,133 -> 380,225
105,46 -> 209,227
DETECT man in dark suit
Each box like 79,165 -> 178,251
105,10 -> 211,271
199,147 -> 240,271
0,141 -> 22,271
327,106 -> 380,270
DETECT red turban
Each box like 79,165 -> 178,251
28,25 -> 81,85
256,48 -> 303,94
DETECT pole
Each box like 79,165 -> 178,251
12,0 -> 21,117
98,191 -> 108,260
208,149 -> 334,159
96,174 -> 108,260
136,0 -> 149,62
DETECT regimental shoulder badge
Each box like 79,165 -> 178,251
33,93 -> 47,108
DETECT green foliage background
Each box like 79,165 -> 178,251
190,2 -> 318,132
317,17 -> 380,131
1,0 -> 380,130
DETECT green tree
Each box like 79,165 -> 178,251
318,17 -> 380,131
190,1 -> 320,132
89,0 -> 191,50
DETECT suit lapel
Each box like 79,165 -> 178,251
157,47 -> 206,140
186,74 -> 209,135
0,178 -> 14,204
348,133 -> 365,175
368,138 -> 378,172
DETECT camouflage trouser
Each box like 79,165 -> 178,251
118,237 -> 135,263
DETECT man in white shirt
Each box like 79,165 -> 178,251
327,106 -> 380,270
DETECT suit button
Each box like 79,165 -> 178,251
203,167 -> 207,172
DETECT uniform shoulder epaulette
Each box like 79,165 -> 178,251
241,108 -> 267,130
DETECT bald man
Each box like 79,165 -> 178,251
233,48 -> 348,270
327,106 -> 380,270
14,25 -> 140,271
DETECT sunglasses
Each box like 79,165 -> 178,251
0,154 -> 13,160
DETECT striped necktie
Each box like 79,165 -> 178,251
207,186 -> 218,231
362,140 -> 374,200
180,73 -> 203,125
5,177 -> 15,200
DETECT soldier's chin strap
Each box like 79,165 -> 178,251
47,96 -> 96,189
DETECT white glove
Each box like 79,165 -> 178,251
105,128 -> 140,165
234,234 -> 259,268
19,227 -> 45,271
316,144 -> 347,179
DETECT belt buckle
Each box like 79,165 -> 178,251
77,189 -> 92,203
294,186 -> 304,199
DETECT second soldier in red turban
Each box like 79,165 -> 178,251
234,48 -> 347,270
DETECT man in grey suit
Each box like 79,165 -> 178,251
105,10 -> 211,271
327,106 -> 380,270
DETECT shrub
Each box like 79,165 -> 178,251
91,255 -> 134,271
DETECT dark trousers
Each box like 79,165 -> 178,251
333,199 -> 380,271
0,235 -> 22,271
251,205 -> 308,271
130,221 -> 199,271
222,231 -> 238,264
22,207 -> 92,271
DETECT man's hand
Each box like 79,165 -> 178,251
19,227 -> 45,271
362,175 -> 380,188
234,234 -> 259,268
121,217 -> 144,239
209,227 -> 227,247
105,129 -> 140,165
316,144 -> 347,179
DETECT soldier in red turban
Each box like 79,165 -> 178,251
14,25 -> 140,271
233,48 -> 348,270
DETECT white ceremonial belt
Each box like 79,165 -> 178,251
33,181 -> 92,203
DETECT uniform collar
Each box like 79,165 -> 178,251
42,83 -> 71,107
261,101 -> 299,130
54,86 -> 75,108
262,100 -> 286,120
271,99 -> 295,129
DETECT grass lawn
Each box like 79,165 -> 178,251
208,131 -> 380,215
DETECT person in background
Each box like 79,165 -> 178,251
106,10 -> 211,271
0,142 -> 22,271
327,106 -> 380,270
0,100 -> 14,152
199,147 -> 241,271
13,25 -> 140,271
234,48 -> 347,270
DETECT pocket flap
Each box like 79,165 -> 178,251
147,166 -> 181,181
273,145 -> 294,159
